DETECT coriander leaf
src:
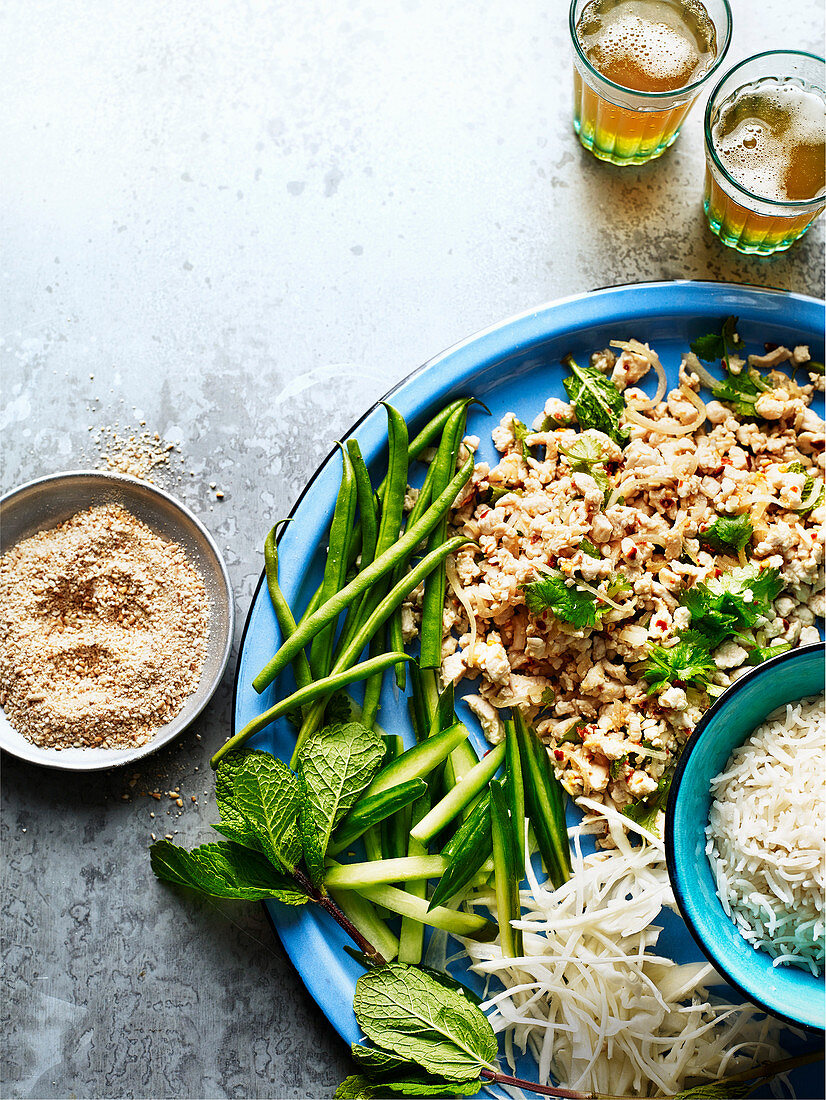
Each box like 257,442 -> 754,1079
353,963 -> 497,1083
229,752 -> 303,873
641,633 -> 716,694
609,755 -> 628,780
487,486 -> 511,504
785,461 -> 825,514
690,330 -> 726,363
562,355 -> 629,446
298,721 -> 385,857
150,840 -> 308,904
522,570 -> 603,628
691,316 -> 744,368
296,769 -> 326,888
557,719 -> 586,744
623,769 -> 673,837
539,686 -> 556,709
511,416 -> 533,461
579,538 -> 601,558
746,641 -> 792,666
684,566 -> 784,646
698,513 -> 753,556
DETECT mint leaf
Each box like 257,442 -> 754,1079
641,633 -> 716,694
384,1078 -> 482,1096
335,1075 -> 384,1098
522,570 -> 605,628
698,513 -> 753,555
562,356 -> 629,446
353,964 -> 497,1083
298,721 -> 385,857
150,840 -> 308,904
296,769 -> 326,888
227,752 -> 303,873
352,1044 -> 415,1076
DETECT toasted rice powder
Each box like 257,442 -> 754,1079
0,504 -> 209,750
706,694 -> 826,974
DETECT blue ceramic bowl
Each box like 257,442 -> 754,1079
666,643 -> 825,1031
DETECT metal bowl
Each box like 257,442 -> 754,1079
0,470 -> 235,771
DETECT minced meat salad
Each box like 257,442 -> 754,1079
403,322 -> 824,818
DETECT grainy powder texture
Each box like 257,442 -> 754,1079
0,504 -> 209,750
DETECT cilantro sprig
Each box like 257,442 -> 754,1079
690,316 -> 771,417
522,569 -> 628,629
641,633 -> 718,695
640,565 -> 785,693
698,513 -> 753,556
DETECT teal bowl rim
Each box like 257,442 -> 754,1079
665,642 -> 825,1032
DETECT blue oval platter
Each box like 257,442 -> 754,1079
233,281 -> 825,1098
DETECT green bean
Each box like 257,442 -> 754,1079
428,794 -> 492,911
358,405 -> 409,724
324,855 -> 448,889
292,398 -> 482,640
253,451 -> 474,694
309,444 -> 357,679
327,779 -> 427,855
419,402 -> 471,669
388,446 -> 444,688
410,742 -> 505,844
406,398 -> 473,464
210,652 -> 411,768
407,663 -> 428,742
514,709 -> 571,887
490,778 -> 523,958
263,523 -> 312,692
291,536 -> 471,762
504,717 -> 526,874
346,438 -> 378,569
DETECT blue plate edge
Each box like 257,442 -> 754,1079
226,280 -> 826,1077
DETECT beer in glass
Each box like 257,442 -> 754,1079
704,51 -> 826,254
569,0 -> 732,166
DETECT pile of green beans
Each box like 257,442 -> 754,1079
212,395 -> 572,958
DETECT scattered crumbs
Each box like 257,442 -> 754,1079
164,833 -> 173,840
150,833 -> 156,840
215,490 -> 224,500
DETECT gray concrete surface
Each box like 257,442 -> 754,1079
1,1 -> 823,1097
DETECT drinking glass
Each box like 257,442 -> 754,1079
703,51 -> 826,255
569,0 -> 732,166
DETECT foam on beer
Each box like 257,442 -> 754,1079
577,0 -> 716,93
713,80 -> 826,202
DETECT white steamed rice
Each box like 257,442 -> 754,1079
706,693 -> 826,975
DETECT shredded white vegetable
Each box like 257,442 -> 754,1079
460,806 -> 790,1097
612,340 -> 668,411
445,555 -> 478,654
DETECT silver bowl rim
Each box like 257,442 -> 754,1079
0,468 -> 235,771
